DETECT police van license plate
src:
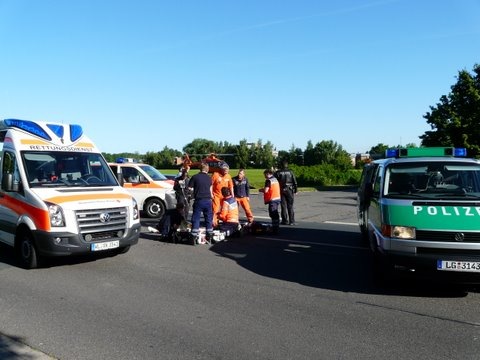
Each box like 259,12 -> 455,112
91,240 -> 119,251
437,260 -> 480,272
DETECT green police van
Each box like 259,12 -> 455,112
357,147 -> 480,284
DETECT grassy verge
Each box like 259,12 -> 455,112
160,168 -> 358,192
161,168 -> 267,189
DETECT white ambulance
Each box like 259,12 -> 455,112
0,118 -> 141,268
109,159 -> 176,219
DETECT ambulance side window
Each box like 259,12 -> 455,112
122,168 -> 140,183
1,151 -> 21,192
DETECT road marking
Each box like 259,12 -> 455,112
324,221 -> 357,226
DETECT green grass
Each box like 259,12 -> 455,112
160,168 -> 318,192
161,168 -> 266,190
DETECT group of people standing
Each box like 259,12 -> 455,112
260,161 -> 298,234
166,160 -> 297,242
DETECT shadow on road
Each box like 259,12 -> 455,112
0,242 -> 129,270
0,333 -> 41,359
209,224 -> 472,298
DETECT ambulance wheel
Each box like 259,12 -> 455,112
17,231 -> 40,269
144,198 -> 166,218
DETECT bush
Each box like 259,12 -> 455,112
291,164 -> 361,187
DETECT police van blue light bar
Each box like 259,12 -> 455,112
385,147 -> 467,158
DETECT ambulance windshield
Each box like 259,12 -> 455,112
138,164 -> 169,181
385,161 -> 480,199
23,151 -> 118,187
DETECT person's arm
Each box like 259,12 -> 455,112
291,171 -> 298,193
263,179 -> 271,194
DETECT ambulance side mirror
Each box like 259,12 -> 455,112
117,173 -> 124,186
2,173 -> 18,192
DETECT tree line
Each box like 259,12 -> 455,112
103,63 -> 480,181
102,138 -> 354,171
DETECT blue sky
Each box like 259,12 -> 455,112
1,0 -> 479,155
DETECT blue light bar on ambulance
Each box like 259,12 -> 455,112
46,123 -> 83,142
385,147 -> 467,158
116,157 -> 138,163
4,119 -> 52,141
69,124 -> 83,142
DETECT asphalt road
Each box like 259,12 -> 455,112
1,189 -> 480,359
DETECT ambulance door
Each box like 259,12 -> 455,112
0,151 -> 22,246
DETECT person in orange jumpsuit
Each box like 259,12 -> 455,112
211,162 -> 234,227
232,168 -> 254,223
217,187 -> 240,235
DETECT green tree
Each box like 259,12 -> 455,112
420,64 -> 480,157
143,147 -> 181,168
183,139 -> 219,161
249,140 -> 276,169
368,143 -> 390,159
235,139 -> 251,168
303,141 -> 315,166
285,145 -> 304,165
315,140 -> 352,170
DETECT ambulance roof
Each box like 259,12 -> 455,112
0,118 -> 100,153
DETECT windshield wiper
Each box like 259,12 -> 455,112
434,192 -> 480,199
387,193 -> 425,198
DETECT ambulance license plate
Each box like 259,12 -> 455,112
91,240 -> 119,251
437,260 -> 480,272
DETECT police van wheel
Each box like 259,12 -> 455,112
369,233 -> 393,287
17,232 -> 40,269
144,198 -> 166,219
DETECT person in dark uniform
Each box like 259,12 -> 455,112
274,160 -> 298,225
188,162 -> 213,242
173,168 -> 191,219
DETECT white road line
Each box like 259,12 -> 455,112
324,221 -> 358,226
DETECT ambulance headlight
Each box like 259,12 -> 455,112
132,198 -> 139,220
383,225 -> 415,239
45,202 -> 65,227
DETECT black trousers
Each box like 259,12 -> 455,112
280,188 -> 295,224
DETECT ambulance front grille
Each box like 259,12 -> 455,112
416,230 -> 480,243
76,207 -> 128,241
